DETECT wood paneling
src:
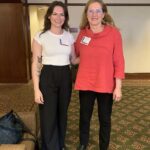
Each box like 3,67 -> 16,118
0,0 -> 26,3
125,73 -> 150,79
0,3 -> 31,83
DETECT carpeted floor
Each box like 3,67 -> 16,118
66,87 -> 150,150
0,81 -> 35,112
0,80 -> 150,150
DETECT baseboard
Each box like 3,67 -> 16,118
125,73 -> 150,79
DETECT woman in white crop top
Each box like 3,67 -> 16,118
32,1 -> 79,150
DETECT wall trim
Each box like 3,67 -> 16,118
67,3 -> 150,6
0,0 -> 26,3
26,3 -> 150,6
125,73 -> 150,79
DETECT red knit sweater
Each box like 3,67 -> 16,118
74,25 -> 125,93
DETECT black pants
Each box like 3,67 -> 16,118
39,65 -> 72,150
79,91 -> 113,150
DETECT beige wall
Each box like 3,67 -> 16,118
28,0 -> 64,3
29,6 -> 47,44
68,6 -> 150,73
29,6 -> 40,43
108,6 -> 150,73
29,4 -> 150,73
27,0 -> 150,4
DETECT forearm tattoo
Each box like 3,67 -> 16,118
36,56 -> 42,76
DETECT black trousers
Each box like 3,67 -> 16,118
79,91 -> 113,150
39,65 -> 72,150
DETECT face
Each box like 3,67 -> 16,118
87,2 -> 104,27
49,6 -> 65,28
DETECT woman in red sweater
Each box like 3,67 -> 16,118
75,0 -> 125,150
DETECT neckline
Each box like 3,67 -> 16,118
90,25 -> 106,35
48,30 -> 64,37
85,25 -> 112,37
90,25 -> 105,34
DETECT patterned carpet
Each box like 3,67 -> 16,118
0,82 -> 35,112
66,87 -> 150,150
0,81 -> 150,150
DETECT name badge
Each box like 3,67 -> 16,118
80,36 -> 91,45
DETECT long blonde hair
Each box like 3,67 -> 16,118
80,0 -> 115,29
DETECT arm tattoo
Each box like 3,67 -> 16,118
36,56 -> 42,76
38,56 -> 42,63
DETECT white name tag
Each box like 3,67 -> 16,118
80,36 -> 91,45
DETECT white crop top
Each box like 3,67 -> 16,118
34,30 -> 74,66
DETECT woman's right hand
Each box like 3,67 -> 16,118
34,89 -> 44,104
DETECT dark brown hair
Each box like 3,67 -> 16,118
41,1 -> 69,34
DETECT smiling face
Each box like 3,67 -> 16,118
87,2 -> 105,27
49,6 -> 65,29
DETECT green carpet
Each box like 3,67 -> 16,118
0,82 -> 35,112
0,83 -> 149,149
66,87 -> 150,150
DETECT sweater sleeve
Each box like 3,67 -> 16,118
113,29 -> 125,79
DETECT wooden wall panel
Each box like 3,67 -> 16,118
0,0 -> 26,3
0,3 -> 31,83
